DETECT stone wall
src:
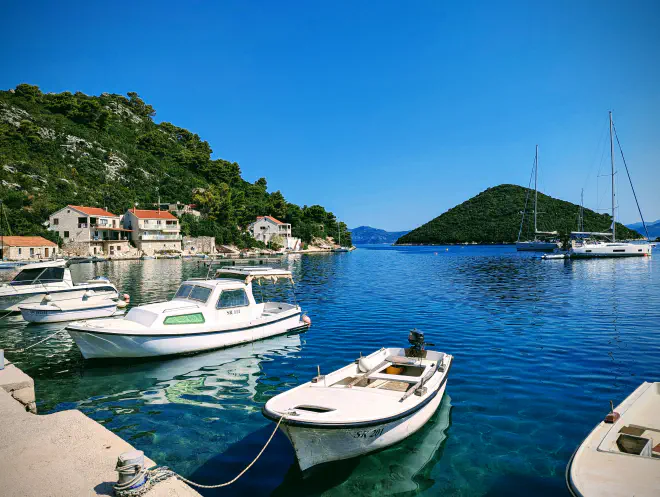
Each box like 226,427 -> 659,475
183,236 -> 216,255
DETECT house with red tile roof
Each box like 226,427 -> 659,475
123,208 -> 182,255
249,215 -> 292,245
0,236 -> 59,261
49,205 -> 131,257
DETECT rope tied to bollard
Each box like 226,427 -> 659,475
113,415 -> 286,496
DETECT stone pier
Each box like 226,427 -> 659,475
0,357 -> 200,497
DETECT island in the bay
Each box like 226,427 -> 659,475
395,184 -> 641,245
0,84 -> 351,249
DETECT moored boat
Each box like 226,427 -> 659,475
65,266 -> 310,359
567,382 -> 660,496
19,293 -> 126,323
0,260 -> 119,312
262,330 -> 452,473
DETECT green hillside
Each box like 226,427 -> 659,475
0,84 -> 351,247
396,184 -> 641,245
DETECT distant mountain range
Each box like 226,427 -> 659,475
349,226 -> 410,244
626,220 -> 660,239
396,184 -> 642,245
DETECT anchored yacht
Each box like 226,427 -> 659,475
516,145 -> 560,252
66,266 -> 310,359
569,112 -> 653,259
0,259 -> 118,312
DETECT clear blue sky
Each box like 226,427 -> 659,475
2,1 -> 659,230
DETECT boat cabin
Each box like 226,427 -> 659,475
6,260 -> 72,287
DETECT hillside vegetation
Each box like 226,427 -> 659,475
0,84 -> 351,247
396,184 -> 641,245
350,226 -> 410,244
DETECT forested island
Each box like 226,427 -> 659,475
396,184 -> 641,245
0,84 -> 351,248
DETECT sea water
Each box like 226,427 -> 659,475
1,245 -> 658,496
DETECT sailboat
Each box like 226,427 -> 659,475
516,145 -> 560,251
334,219 -> 350,252
569,112 -> 653,258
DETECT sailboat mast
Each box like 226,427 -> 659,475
534,145 -> 538,235
609,111 -> 616,242
579,188 -> 584,232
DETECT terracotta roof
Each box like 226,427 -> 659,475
0,236 -> 57,247
68,205 -> 117,217
128,208 -> 177,220
257,215 -> 287,225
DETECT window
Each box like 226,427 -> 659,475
63,231 -> 70,238
175,284 -> 193,299
53,218 -> 59,225
11,268 -> 42,285
18,248 -> 22,255
189,286 -> 212,303
37,267 -> 65,282
30,248 -> 34,256
613,249 -> 625,253
217,289 -> 249,309
174,284 -> 212,303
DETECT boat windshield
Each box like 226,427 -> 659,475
174,284 -> 212,303
10,267 -> 65,286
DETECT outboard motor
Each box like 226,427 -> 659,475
406,328 -> 434,358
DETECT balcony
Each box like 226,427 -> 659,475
140,234 -> 182,241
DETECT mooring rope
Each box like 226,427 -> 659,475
6,329 -> 66,353
114,415 -> 285,496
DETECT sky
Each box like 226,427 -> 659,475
1,1 -> 659,231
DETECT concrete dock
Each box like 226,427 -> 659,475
0,357 -> 200,497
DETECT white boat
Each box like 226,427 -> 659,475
567,382 -> 660,497
333,219 -> 351,252
569,112 -> 652,259
19,294 -> 124,323
66,266 -> 310,359
0,260 -> 119,312
516,145 -> 560,252
542,252 -> 568,260
0,261 -> 27,270
262,330 -> 452,473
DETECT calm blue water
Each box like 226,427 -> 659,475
1,245 -> 659,496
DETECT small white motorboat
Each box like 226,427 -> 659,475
66,267 -> 310,359
19,292 -> 127,323
567,382 -> 660,497
262,330 -> 452,473
0,260 -> 119,312
542,252 -> 568,260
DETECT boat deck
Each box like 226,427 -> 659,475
568,382 -> 660,496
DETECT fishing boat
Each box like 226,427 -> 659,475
262,330 -> 452,473
542,253 -> 568,260
566,382 -> 660,497
516,145 -> 560,252
18,292 -> 128,323
66,266 -> 310,359
0,260 -> 119,312
569,112 -> 653,258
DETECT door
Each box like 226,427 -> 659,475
45,248 -> 49,258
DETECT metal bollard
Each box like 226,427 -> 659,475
0,349 -> 4,370
115,450 -> 147,490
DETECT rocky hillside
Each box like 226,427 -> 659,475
0,84 -> 351,247
396,184 -> 641,245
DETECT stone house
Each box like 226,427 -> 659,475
248,216 -> 292,245
48,205 -> 132,257
123,209 -> 182,256
0,236 -> 59,261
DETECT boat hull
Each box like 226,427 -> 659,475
67,312 -> 305,359
0,287 -> 118,312
516,241 -> 559,251
280,381 -> 447,472
570,242 -> 652,258
19,303 -> 119,323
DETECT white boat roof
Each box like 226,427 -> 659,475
214,266 -> 294,284
568,382 -> 660,497
17,259 -> 67,270
180,278 -> 247,290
